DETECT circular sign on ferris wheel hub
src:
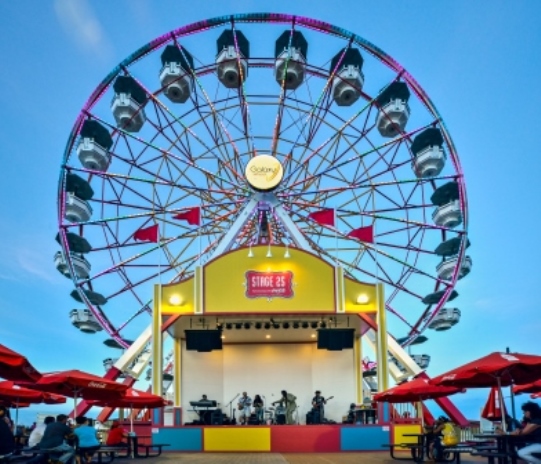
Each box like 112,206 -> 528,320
245,155 -> 284,191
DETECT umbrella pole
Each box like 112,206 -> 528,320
497,377 -> 506,433
509,385 -> 517,421
130,405 -> 134,434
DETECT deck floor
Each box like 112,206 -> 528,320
140,451 -> 487,463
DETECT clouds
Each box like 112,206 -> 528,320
53,0 -> 113,61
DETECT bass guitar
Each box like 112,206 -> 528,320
313,396 -> 334,409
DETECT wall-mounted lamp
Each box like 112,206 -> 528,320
284,245 -> 290,259
356,293 -> 370,305
266,244 -> 273,258
168,294 -> 183,306
248,245 -> 254,258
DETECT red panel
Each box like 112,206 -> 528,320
271,425 -> 340,453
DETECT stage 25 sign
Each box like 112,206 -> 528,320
245,271 -> 294,299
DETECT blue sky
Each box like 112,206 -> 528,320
1,0 -> 540,424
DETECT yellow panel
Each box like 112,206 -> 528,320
344,276 -> 377,313
204,246 -> 336,313
393,424 -> 422,445
160,279 -> 195,315
204,427 -> 270,451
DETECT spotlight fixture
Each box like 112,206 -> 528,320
243,322 -> 251,329
272,322 -> 280,329
225,323 -> 233,330
255,322 -> 262,330
264,322 -> 271,330
216,323 -> 223,331
310,321 -> 318,329
282,322 -> 290,329
301,322 -> 309,329
293,322 -> 300,329
319,320 -> 327,329
235,322 -> 242,330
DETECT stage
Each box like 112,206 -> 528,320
151,424 -> 390,452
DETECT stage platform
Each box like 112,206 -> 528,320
151,424 -> 392,452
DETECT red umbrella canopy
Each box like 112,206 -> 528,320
42,393 -> 67,405
431,352 -> 541,388
26,369 -> 128,400
481,386 -> 506,421
513,380 -> 541,395
532,392 -> 541,399
0,381 -> 44,403
0,344 -> 41,382
373,377 -> 464,403
87,388 -> 167,409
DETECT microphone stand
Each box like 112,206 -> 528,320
227,393 -> 240,421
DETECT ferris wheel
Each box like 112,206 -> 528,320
56,13 -> 471,376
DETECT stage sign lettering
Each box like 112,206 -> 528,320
245,271 -> 294,299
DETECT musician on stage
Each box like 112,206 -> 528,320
312,390 -> 326,423
253,395 -> 264,424
273,390 -> 297,425
237,392 -> 252,425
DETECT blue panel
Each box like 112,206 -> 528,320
341,426 -> 390,451
152,428 -> 202,451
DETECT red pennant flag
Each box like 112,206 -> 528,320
133,224 -> 159,243
347,225 -> 374,243
172,207 -> 201,226
308,209 -> 335,227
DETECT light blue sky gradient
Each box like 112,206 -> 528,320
1,0 -> 540,424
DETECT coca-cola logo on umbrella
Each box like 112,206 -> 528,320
245,271 -> 294,300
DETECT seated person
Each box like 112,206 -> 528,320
0,406 -> 15,458
426,416 -> 448,460
510,402 -> 541,464
73,416 -> 100,464
346,403 -> 356,424
105,421 -> 127,446
39,414 -> 75,464
28,416 -> 55,449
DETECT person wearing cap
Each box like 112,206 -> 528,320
312,391 -> 327,424
105,421 -> 127,446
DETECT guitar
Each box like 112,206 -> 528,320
313,396 -> 334,409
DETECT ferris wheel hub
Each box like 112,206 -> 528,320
245,155 -> 284,191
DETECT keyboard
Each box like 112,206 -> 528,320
189,400 -> 217,408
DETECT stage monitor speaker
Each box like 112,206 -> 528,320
317,328 -> 355,351
185,329 -> 223,352
211,410 -> 223,425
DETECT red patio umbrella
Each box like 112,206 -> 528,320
481,386 -> 506,421
0,344 -> 41,382
532,392 -> 541,399
373,377 -> 464,403
23,369 -> 128,418
513,380 -> 541,395
431,351 -> 541,431
431,352 -> 541,388
87,388 -> 167,433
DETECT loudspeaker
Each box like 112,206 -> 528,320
317,328 -> 355,351
211,410 -> 223,425
185,330 -> 223,352
276,414 -> 286,425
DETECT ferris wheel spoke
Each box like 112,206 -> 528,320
284,121 -> 436,194
120,69 -> 246,185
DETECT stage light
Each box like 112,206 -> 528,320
319,320 -> 327,329
264,322 -> 271,330
168,294 -> 183,306
235,322 -> 242,330
255,322 -> 262,330
272,322 -> 280,329
266,244 -> 273,258
311,334 -> 316,338
221,335 -> 225,339
301,322 -> 309,329
293,322 -> 300,329
243,322 -> 251,329
284,245 -> 290,258
216,323 -> 223,331
282,322 -> 290,329
248,246 -> 254,258
310,321 -> 318,329
356,293 -> 370,304
225,323 -> 233,330
266,335 -> 271,339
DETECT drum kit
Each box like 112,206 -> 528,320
266,405 -> 286,424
